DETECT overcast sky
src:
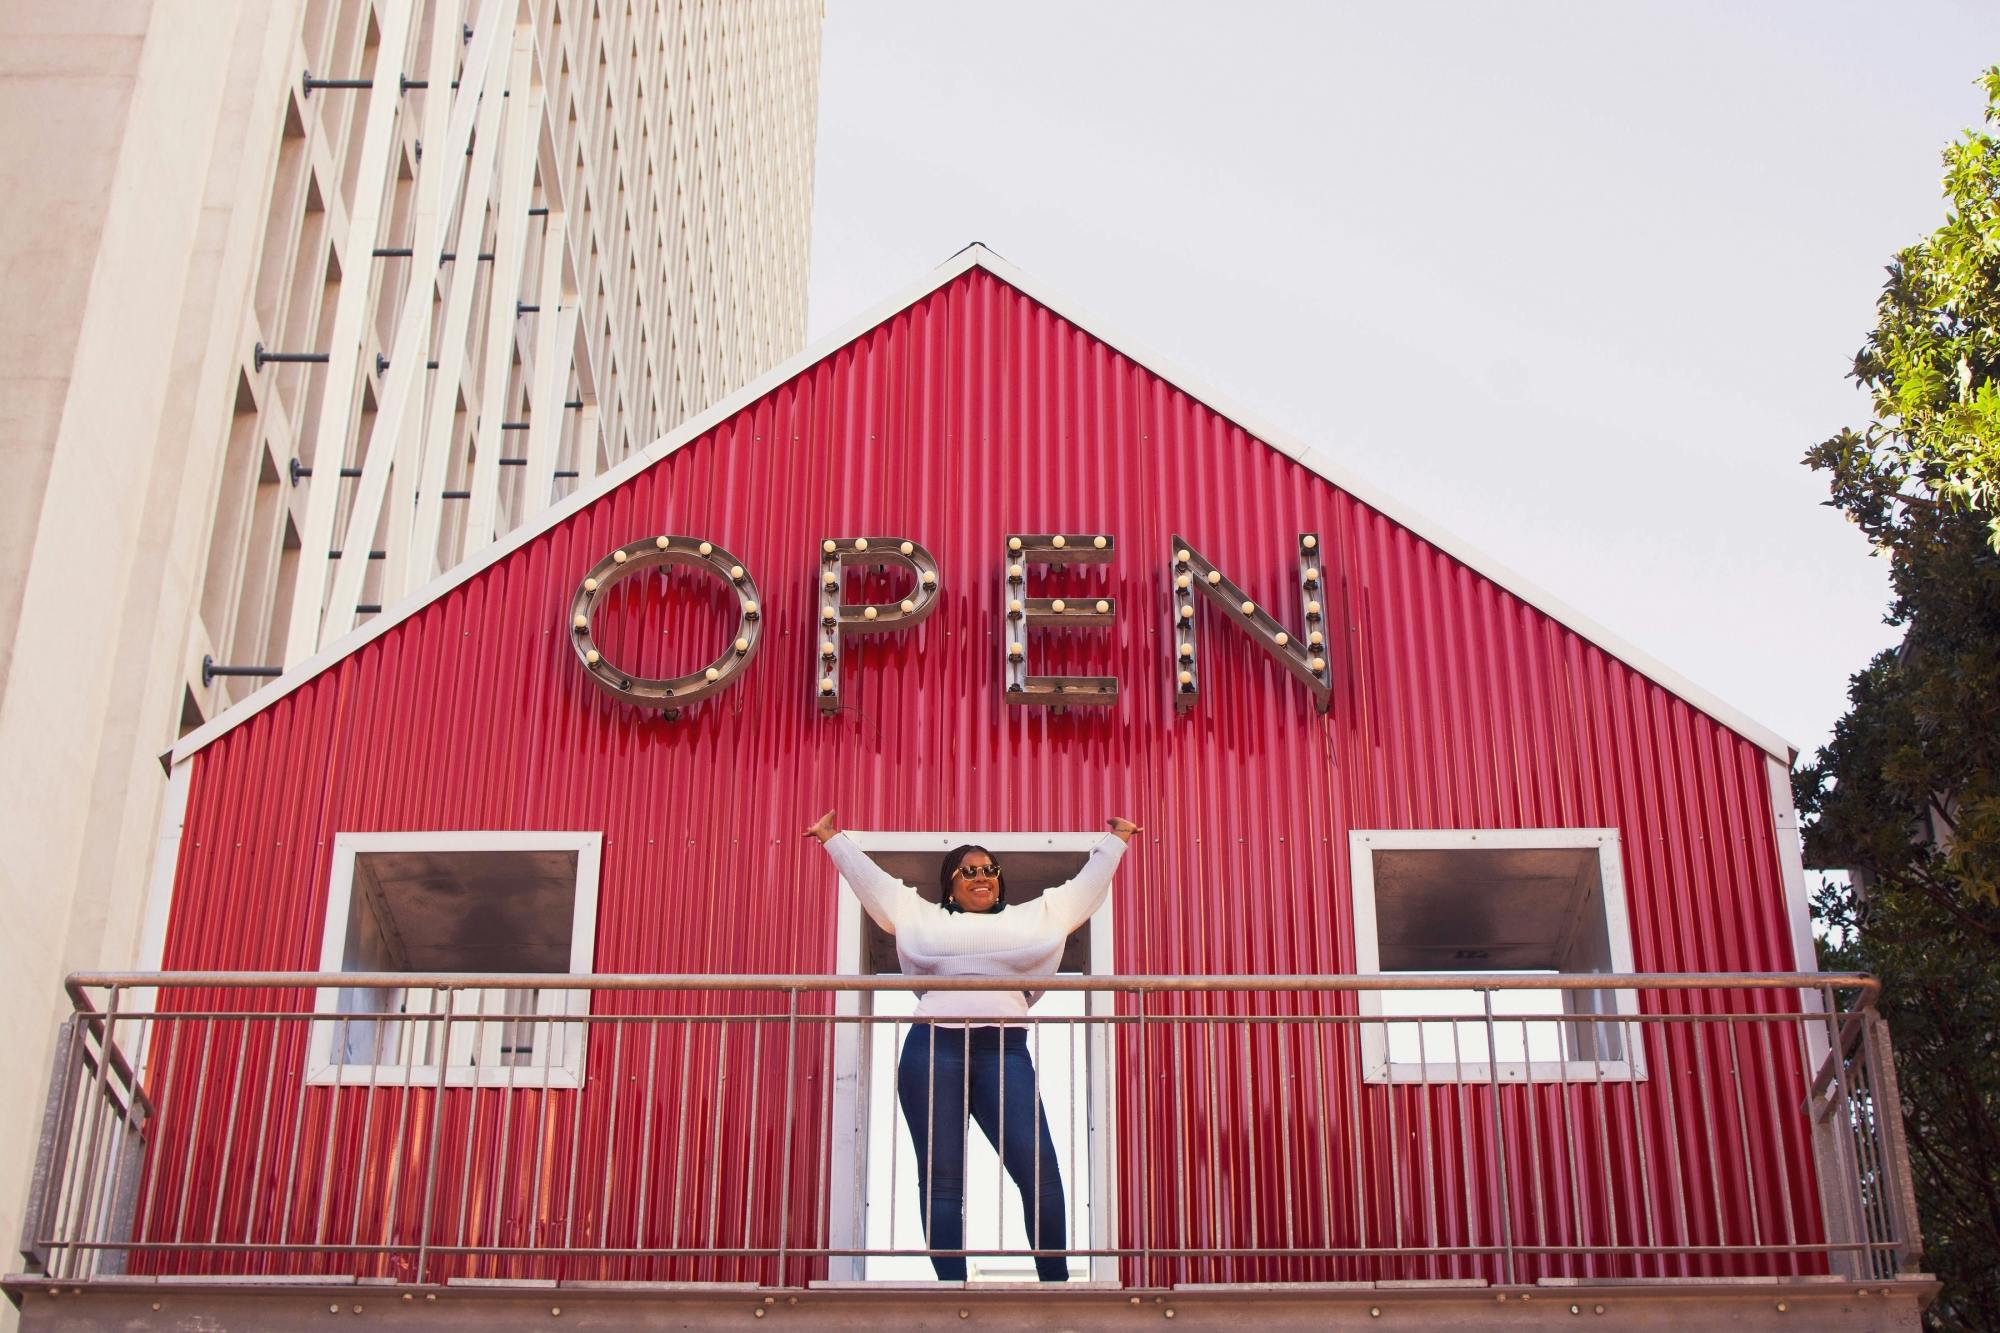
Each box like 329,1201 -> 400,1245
806,1 -> 2000,759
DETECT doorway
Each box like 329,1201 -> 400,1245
825,832 -> 1117,1283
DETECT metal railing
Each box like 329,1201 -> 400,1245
16,971 -> 1917,1290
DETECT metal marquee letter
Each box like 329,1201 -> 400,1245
1170,532 -> 1331,714
815,537 -> 942,713
1002,533 -> 1118,709
568,536 -> 764,717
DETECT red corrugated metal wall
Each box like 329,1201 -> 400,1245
147,266 -> 1816,1284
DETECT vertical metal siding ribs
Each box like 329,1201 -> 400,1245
157,269 -> 1815,1284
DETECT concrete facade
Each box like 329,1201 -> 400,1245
0,0 -> 820,1311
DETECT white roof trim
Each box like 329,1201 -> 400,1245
170,244 -> 1795,766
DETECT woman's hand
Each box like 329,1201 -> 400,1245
803,809 -> 839,844
1106,816 -> 1141,843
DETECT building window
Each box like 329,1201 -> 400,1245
1349,829 -> 1643,1084
308,832 -> 601,1087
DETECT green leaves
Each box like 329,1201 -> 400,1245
1812,66 -> 2000,554
1800,65 -> 2000,1330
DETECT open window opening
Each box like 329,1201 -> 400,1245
308,831 -> 601,1087
1350,829 -> 1642,1084
826,833 -> 1117,1284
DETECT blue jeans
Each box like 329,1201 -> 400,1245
896,1023 -> 1068,1281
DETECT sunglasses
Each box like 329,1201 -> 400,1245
954,863 -> 1001,881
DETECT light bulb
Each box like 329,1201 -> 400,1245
1178,643 -> 1194,660
853,537 -> 868,551
1303,535 -> 1318,549
698,541 -> 713,556
1274,632 -> 1290,647
821,607 -> 836,625
1306,600 -> 1321,617
1095,599 -> 1109,613
863,605 -> 878,620
656,536 -> 670,549
1241,600 -> 1256,615
1052,534 -> 1066,549
1052,598 -> 1067,613
1008,642 -> 1024,659
1178,670 -> 1193,685
734,637 -> 749,653
822,539 -> 836,554
1179,605 -> 1194,620
1008,598 -> 1023,614
921,570 -> 936,586
583,577 -> 598,593
823,573 -> 839,589
584,649 -> 600,664
704,667 -> 720,682
1309,630 -> 1324,646
1177,573 -> 1191,589
1310,656 -> 1326,672
742,600 -> 759,616
900,599 -> 914,614
1176,549 -> 1191,563
819,677 -> 833,693
1206,570 -> 1221,585
1008,563 -> 1023,581
613,550 -> 628,564
1093,535 -> 1107,549
1008,537 -> 1023,551
572,613 -> 588,628
820,640 -> 835,657
729,565 -> 744,580
900,541 -> 913,555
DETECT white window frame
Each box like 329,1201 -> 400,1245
824,830 -> 1118,1284
307,830 -> 602,1088
1350,828 -> 1646,1085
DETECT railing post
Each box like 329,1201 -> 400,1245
1859,1012 -> 1923,1272
18,1016 -> 86,1275
1807,985 -> 1869,1279
414,985 -> 455,1284
64,986 -> 125,1280
776,989 -> 798,1288
1482,989 -> 1515,1286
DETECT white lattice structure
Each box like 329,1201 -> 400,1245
219,0 -> 822,684
0,1 -> 819,1303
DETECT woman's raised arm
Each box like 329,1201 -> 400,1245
805,809 -> 919,935
1039,817 -> 1140,933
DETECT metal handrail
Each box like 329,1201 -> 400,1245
24,970 -> 1909,1294
66,970 -> 1881,1000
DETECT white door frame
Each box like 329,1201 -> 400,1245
826,830 -> 1117,1284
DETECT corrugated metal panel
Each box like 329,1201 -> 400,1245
151,268 -> 1817,1284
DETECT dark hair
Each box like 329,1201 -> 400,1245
938,844 -> 1005,913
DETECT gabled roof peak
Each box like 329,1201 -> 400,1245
168,244 -> 1793,766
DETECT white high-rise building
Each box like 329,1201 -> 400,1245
0,0 -> 821,1283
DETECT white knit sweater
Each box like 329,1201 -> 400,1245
822,832 -> 1128,1023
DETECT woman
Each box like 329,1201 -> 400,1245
804,810 -> 1140,1281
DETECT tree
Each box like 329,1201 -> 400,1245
1797,66 -> 2000,1332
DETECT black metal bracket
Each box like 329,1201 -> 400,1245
289,459 -> 363,485
301,71 -> 373,98
202,655 -> 283,688
254,342 -> 330,372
